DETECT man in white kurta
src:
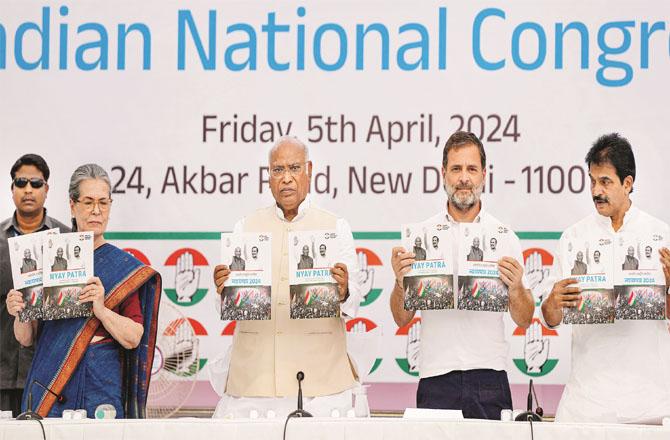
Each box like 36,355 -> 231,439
541,133 -> 670,423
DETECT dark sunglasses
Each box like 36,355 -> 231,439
13,177 -> 46,189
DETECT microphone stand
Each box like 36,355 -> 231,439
283,372 -> 312,440
514,379 -> 542,422
287,371 -> 312,418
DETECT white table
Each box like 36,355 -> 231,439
1,417 -> 668,440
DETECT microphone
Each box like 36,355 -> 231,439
288,371 -> 312,418
34,380 -> 67,404
297,372 -> 305,412
17,379 -> 67,420
514,379 -> 542,422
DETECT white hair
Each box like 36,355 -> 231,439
268,136 -> 310,164
69,163 -> 111,201
68,163 -> 111,231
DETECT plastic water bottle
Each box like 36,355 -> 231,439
94,404 -> 116,419
353,386 -> 370,418
500,409 -> 513,421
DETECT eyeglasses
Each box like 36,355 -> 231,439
270,163 -> 306,179
13,177 -> 45,189
75,198 -> 113,213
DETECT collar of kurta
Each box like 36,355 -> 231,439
594,203 -> 639,233
273,195 -> 312,223
443,201 -> 485,225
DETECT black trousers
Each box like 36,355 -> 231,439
417,369 -> 512,420
0,388 -> 23,417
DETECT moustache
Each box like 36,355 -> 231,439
593,195 -> 609,203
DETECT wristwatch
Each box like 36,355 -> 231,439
340,288 -> 350,303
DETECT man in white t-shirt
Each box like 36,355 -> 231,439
68,244 -> 84,270
426,234 -> 444,260
313,242 -> 330,268
245,245 -> 262,271
485,237 -> 499,261
588,249 -> 604,274
390,131 -> 535,419
541,133 -> 670,423
642,245 -> 655,270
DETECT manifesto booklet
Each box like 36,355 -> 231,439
220,232 -> 272,321
560,235 -> 615,324
401,222 -> 454,310
8,228 -> 59,322
614,232 -> 666,320
288,230 -> 340,319
42,231 -> 94,320
457,223 -> 511,312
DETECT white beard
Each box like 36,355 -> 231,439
445,181 -> 484,211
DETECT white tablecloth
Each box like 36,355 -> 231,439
1,417 -> 668,440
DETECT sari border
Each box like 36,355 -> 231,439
128,271 -> 162,418
36,265 -> 157,416
144,273 -> 161,397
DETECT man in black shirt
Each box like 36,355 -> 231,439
0,154 -> 69,416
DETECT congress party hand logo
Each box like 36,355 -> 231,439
175,253 -> 201,302
164,248 -> 209,306
346,318 -> 382,375
355,248 -> 382,307
395,317 -> 421,377
512,318 -> 558,377
523,248 -> 554,306
163,317 -> 208,377
524,321 -> 550,374
406,320 -> 421,374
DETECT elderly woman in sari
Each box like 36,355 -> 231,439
5,164 -> 161,418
